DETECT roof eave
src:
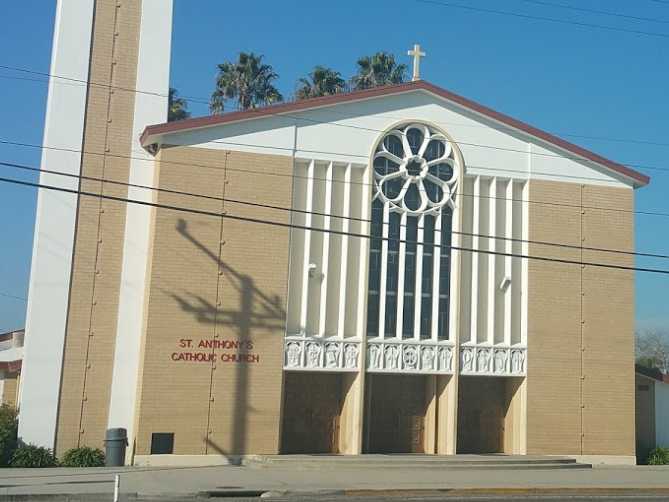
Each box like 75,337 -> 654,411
140,80 -> 650,187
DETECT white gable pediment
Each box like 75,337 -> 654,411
152,88 -> 641,189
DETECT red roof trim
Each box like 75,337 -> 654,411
141,80 -> 649,186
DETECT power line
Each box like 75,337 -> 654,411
1,173 -> 668,276
1,64 -> 668,152
416,0 -> 669,38
2,138 -> 668,219
0,292 -> 27,303
204,121 -> 661,175
3,159 -> 666,260
0,64 -> 210,106
517,0 -> 669,24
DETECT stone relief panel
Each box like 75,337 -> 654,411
284,339 -> 525,376
366,341 -> 455,374
284,336 -> 360,372
459,345 -> 526,376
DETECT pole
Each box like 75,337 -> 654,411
113,474 -> 120,502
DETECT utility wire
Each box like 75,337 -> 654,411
2,139 -> 668,219
0,292 -> 27,302
1,173 -> 668,275
416,0 -> 669,38
1,65 -> 668,153
3,159 -> 666,260
517,0 -> 669,24
0,65 -> 210,105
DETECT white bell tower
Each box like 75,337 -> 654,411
19,0 -> 174,452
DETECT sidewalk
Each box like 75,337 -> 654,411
0,463 -> 668,499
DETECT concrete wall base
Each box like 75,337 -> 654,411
557,455 -> 637,466
134,454 -> 246,467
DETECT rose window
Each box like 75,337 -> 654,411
373,123 -> 459,214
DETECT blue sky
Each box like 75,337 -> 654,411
0,0 -> 668,332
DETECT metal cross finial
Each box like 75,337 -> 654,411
408,43 -> 426,81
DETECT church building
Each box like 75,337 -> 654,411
18,0 -> 648,465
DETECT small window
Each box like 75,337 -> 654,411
638,385 -> 650,392
151,433 -> 174,454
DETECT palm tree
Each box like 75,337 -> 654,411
168,87 -> 190,122
210,52 -> 283,114
296,66 -> 346,100
352,52 -> 407,91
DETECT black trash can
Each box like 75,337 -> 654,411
104,428 -> 128,467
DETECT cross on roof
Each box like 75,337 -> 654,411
408,44 -> 426,81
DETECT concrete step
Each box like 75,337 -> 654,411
245,454 -> 592,470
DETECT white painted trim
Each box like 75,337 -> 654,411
318,162 -> 333,336
106,0 -> 174,458
486,177 -> 497,345
430,212 -> 442,341
470,176 -> 480,344
299,160 -> 315,333
336,164 -> 352,339
18,0 -> 96,450
413,215 -> 425,339
521,180 -> 529,346
395,212 -> 407,339
504,179 -> 513,347
377,202 -> 391,338
355,164 -> 372,338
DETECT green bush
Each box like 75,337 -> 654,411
647,447 -> 669,465
0,405 -> 18,466
60,447 -> 105,467
10,444 -> 57,468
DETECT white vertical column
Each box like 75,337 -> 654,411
299,160 -> 315,333
470,176 -> 480,344
107,0 -> 174,449
521,181 -> 529,346
377,202 -> 391,339
504,179 -> 513,346
336,164 -> 352,339
318,162 -> 334,337
356,164 -> 373,338
487,177 -> 497,345
413,214 -> 425,339
431,212 -> 442,341
19,0 -> 96,450
395,212 -> 408,339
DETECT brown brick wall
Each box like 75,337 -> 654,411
132,146 -> 292,456
526,179 -> 635,457
55,0 -> 141,455
2,374 -> 19,409
581,185 -> 635,455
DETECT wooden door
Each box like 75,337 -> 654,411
281,373 -> 342,454
367,375 -> 426,453
457,376 -> 505,453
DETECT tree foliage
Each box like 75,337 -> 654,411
168,88 -> 190,122
10,444 -> 57,468
647,447 -> 669,465
211,52 -> 283,114
296,66 -> 346,100
61,447 -> 105,467
636,329 -> 669,373
352,52 -> 407,90
0,404 -> 17,467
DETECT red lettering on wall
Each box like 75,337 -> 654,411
172,339 -> 261,364
171,352 -> 216,363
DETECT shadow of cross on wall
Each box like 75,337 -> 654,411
169,217 -> 286,456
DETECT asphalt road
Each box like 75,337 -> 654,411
4,491 -> 669,501
208,496 -> 669,502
